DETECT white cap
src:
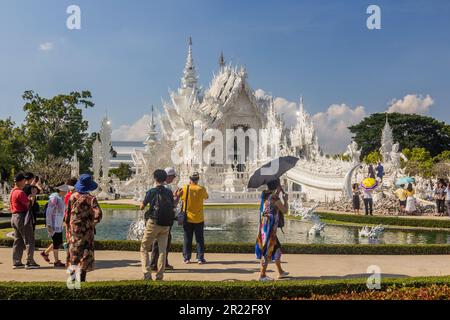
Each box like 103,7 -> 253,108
56,184 -> 73,192
164,167 -> 176,176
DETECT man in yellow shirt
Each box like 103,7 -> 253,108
394,184 -> 407,214
177,172 -> 208,264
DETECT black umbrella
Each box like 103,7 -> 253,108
247,156 -> 299,189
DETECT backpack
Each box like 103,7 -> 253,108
147,186 -> 175,226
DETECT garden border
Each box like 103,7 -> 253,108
1,276 -> 450,300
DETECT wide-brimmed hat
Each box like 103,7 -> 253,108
56,184 -> 74,192
74,174 -> 98,193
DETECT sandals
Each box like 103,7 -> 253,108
40,251 -> 51,263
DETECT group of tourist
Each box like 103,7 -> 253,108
10,172 -> 102,282
394,183 -> 417,215
139,168 -> 209,281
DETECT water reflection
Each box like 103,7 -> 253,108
34,208 -> 450,245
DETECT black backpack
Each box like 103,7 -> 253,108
148,186 -> 174,226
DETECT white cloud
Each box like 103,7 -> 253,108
387,94 -> 434,114
273,97 -> 298,127
39,42 -> 54,51
311,104 -> 366,154
112,115 -> 152,141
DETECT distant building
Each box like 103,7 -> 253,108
110,141 -> 145,171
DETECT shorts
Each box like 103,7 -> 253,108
399,200 -> 407,207
52,232 -> 63,249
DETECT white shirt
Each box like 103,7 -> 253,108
362,189 -> 373,199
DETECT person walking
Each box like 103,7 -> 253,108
352,183 -> 361,215
41,184 -> 71,267
177,172 -> 208,264
434,182 -> 446,216
10,173 -> 40,269
150,167 -> 179,271
376,162 -> 384,182
255,178 -> 289,281
140,169 -> 175,281
362,188 -> 374,216
394,184 -> 407,215
368,165 -> 376,179
405,183 -> 416,215
65,174 -> 102,282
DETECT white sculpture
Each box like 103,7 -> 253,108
308,222 -> 326,236
359,225 -> 385,239
70,151 -> 80,178
345,141 -> 361,164
380,114 -> 393,163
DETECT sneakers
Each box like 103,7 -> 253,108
183,259 -> 190,264
54,260 -> 65,268
25,262 -> 40,269
40,252 -> 51,263
143,273 -> 152,281
277,271 -> 290,279
197,259 -> 206,265
258,275 -> 274,282
13,263 -> 25,269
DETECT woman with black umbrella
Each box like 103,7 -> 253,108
255,178 -> 289,281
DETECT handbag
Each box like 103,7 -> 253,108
177,185 -> 189,225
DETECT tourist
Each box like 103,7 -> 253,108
352,183 -> 361,215
10,173 -> 40,269
255,178 -> 289,281
425,183 -> 434,201
362,188 -> 374,216
177,172 -> 208,264
150,167 -> 179,271
65,174 -> 102,282
41,184 -> 71,267
23,172 -> 41,230
445,183 -> 450,216
368,165 -> 376,179
434,182 -> 446,216
140,169 -> 175,281
376,162 -> 384,182
64,177 -> 78,206
405,183 -> 416,215
394,184 -> 407,215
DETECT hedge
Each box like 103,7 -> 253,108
1,239 -> 450,254
0,218 -> 45,230
1,276 -> 450,300
313,212 -> 450,229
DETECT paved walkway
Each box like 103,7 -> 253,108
1,248 -> 450,282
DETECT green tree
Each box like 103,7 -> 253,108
363,150 -> 382,164
109,163 -> 132,181
402,148 -> 434,178
22,90 -> 95,162
349,113 -> 450,158
0,118 -> 28,179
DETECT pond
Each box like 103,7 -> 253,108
35,208 -> 450,245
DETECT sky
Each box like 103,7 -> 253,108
0,0 -> 449,153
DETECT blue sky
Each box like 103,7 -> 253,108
0,0 -> 449,151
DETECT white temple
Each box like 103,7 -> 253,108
114,38 -> 407,202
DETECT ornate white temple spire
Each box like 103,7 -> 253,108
181,36 -> 198,91
145,105 -> 158,148
380,113 -> 393,162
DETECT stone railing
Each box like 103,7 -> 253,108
207,190 -> 305,203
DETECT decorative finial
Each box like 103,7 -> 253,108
188,36 -> 192,46
219,51 -> 225,67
